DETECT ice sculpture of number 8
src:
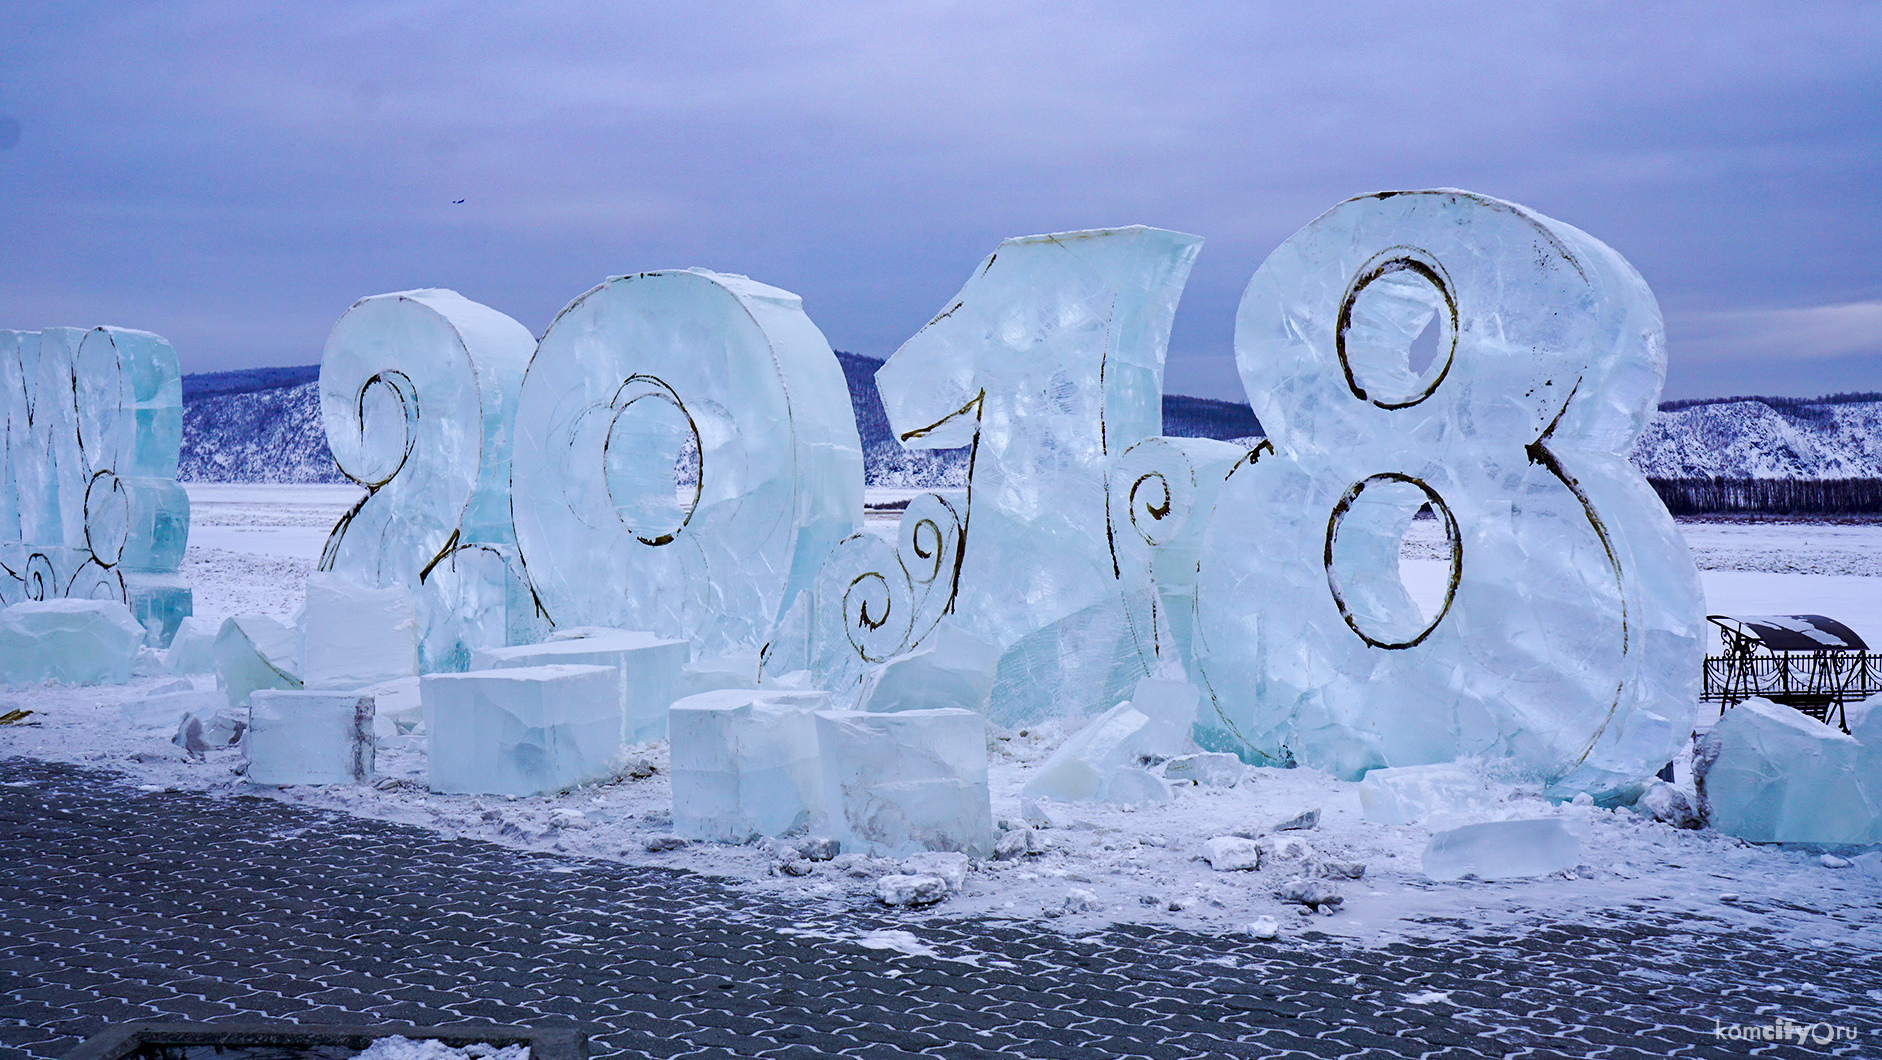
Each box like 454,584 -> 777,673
1190,190 -> 1703,799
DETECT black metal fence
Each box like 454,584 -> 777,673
1702,650 -> 1882,730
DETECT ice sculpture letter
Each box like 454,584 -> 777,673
1191,190 -> 1702,797
0,326 -> 190,641
873,227 -> 1203,723
510,269 -> 864,655
318,290 -> 536,670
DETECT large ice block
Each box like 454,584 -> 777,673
301,572 -> 418,690
0,599 -> 145,685
1357,763 -> 1491,826
1696,698 -> 1876,844
874,228 -> 1203,724
814,708 -> 995,857
1021,678 -> 1198,803
669,689 -> 829,842
213,615 -> 303,710
247,690 -> 376,786
1422,819 -> 1580,881
855,621 -> 998,714
470,628 -> 687,743
1193,190 -> 1702,796
511,269 -> 863,655
317,290 -> 536,671
422,664 -> 621,795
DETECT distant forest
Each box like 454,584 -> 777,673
1649,477 -> 1882,517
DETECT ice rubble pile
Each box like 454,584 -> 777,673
0,326 -> 192,684
1697,696 -> 1882,844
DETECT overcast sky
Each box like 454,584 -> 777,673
2,2 -> 1878,402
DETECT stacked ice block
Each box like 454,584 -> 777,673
471,628 -> 687,744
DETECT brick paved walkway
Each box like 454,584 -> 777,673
2,757 -> 1876,1059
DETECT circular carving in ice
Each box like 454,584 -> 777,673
1193,189 -> 1704,796
511,269 -> 862,652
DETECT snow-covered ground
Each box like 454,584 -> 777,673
3,485 -> 1879,958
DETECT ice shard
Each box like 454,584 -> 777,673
1190,191 -> 1702,796
873,227 -> 1202,725
511,269 -> 863,655
213,615 -> 303,710
1422,819 -> 1580,881
1021,678 -> 1199,803
318,290 -> 536,671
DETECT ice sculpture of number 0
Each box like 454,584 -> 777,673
510,269 -> 863,654
1193,191 -> 1703,798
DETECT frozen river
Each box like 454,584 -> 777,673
185,482 -> 1882,653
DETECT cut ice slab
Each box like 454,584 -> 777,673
1697,697 -> 1877,845
1357,763 -> 1492,826
472,628 -> 686,744
1422,820 -> 1580,881
816,708 -> 996,858
1021,678 -> 1198,803
0,599 -> 146,686
669,689 -> 830,843
422,664 -> 621,796
214,615 -> 302,710
246,689 -> 375,786
163,615 -> 218,675
301,572 -> 417,690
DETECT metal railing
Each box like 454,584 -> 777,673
1702,650 -> 1882,731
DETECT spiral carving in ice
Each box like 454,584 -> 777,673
874,227 -> 1202,724
317,289 -> 535,670
511,269 -> 864,654
1191,190 -> 1703,798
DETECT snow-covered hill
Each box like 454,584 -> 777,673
1629,398 -> 1882,479
179,354 -> 1266,486
179,376 -> 345,484
179,360 -> 1882,486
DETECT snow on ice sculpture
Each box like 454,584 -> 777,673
1191,190 -> 1703,799
511,269 -> 864,655
318,290 -> 536,671
869,227 -> 1203,724
0,326 -> 190,644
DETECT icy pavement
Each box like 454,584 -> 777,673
4,757 -> 1878,1060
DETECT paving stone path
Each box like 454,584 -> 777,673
1,757 -> 1877,1059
